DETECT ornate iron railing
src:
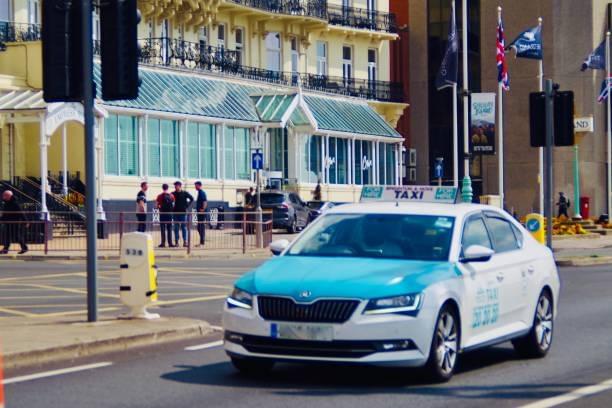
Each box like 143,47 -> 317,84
226,0 -> 397,33
93,38 -> 402,102
327,4 -> 397,33
0,21 -> 42,49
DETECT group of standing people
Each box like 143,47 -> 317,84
0,190 -> 28,254
136,181 -> 208,248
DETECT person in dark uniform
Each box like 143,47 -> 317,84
156,184 -> 175,247
194,181 -> 208,247
556,192 -> 570,218
136,182 -> 148,233
0,190 -> 28,254
244,187 -> 254,209
172,181 -> 194,247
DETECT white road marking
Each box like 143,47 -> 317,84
210,325 -> 223,331
2,362 -> 113,385
184,340 -> 224,351
519,378 -> 612,408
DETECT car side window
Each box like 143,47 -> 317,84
462,217 -> 493,252
486,216 -> 520,253
511,224 -> 524,248
289,194 -> 300,206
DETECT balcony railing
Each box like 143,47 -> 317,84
327,4 -> 397,33
0,21 -> 42,50
96,38 -> 402,102
227,0 -> 328,21
226,0 -> 397,33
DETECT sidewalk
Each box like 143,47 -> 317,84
0,247 -> 271,261
0,316 -> 213,371
553,235 -> 612,266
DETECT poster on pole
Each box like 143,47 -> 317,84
470,93 -> 496,155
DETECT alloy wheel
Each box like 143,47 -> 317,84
534,295 -> 553,350
436,312 -> 458,375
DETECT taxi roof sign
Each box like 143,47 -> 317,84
360,185 -> 459,204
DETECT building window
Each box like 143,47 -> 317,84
147,118 -> 180,178
178,24 -> 185,42
269,128 -> 288,180
217,24 -> 226,48
328,137 -> 348,184
235,28 -> 244,65
342,45 -> 352,85
224,127 -> 250,180
187,122 -> 217,179
353,140 -> 373,185
161,19 -> 170,63
0,1 -> 11,21
104,114 -> 139,176
378,143 -> 396,185
199,26 -> 208,53
368,49 -> 377,82
27,0 -> 39,24
316,41 -> 327,76
265,32 -> 281,72
299,135 -> 322,183
290,38 -> 299,72
367,0 -> 377,19
147,19 -> 154,39
92,8 -> 100,41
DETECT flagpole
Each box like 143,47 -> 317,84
461,0 -> 472,202
452,0 -> 459,188
538,17 -> 544,216
607,31 -> 611,221
497,6 -> 505,209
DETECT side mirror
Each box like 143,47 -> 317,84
270,239 -> 290,256
460,245 -> 494,263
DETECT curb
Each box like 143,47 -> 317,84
3,320 -> 213,371
555,257 -> 612,267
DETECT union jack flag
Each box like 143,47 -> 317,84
497,14 -> 510,91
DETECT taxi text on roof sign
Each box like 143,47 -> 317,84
360,185 -> 459,204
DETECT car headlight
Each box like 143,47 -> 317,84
363,293 -> 423,315
227,287 -> 253,309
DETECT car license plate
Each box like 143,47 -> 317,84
270,323 -> 333,341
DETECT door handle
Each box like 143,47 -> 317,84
527,265 -> 535,275
496,273 -> 505,282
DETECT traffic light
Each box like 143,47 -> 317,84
42,0 -> 83,102
529,90 -> 575,147
554,91 -> 575,146
100,0 -> 141,100
529,92 -> 546,147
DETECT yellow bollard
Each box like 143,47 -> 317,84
526,213 -> 546,244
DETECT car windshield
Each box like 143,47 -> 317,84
287,213 -> 455,261
260,194 -> 285,205
307,201 -> 326,210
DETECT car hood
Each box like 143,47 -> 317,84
235,256 -> 460,300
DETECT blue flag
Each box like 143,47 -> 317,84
598,77 -> 612,102
507,25 -> 542,60
582,40 -> 606,71
435,4 -> 458,90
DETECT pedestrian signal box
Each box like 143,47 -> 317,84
119,232 -> 159,319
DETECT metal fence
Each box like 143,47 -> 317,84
0,211 -> 274,255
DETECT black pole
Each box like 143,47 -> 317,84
544,79 -> 554,249
82,0 -> 98,322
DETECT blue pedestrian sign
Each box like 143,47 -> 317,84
434,158 -> 444,179
252,150 -> 263,170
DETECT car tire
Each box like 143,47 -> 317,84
512,290 -> 553,358
423,304 -> 459,383
287,217 -> 297,234
230,356 -> 275,375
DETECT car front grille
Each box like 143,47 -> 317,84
257,296 -> 360,323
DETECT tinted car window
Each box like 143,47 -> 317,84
289,194 -> 300,205
287,214 -> 455,261
462,217 -> 493,251
486,217 -> 520,252
307,201 -> 325,210
260,193 -> 284,205
512,224 -> 524,248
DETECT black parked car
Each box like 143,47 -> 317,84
306,201 -> 337,223
259,191 -> 309,233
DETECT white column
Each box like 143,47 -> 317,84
396,144 -> 401,185
143,115 -> 149,178
325,135 -> 330,184
39,114 -> 48,216
217,123 -> 224,180
95,117 -> 105,218
350,138 -> 356,185
61,124 -> 68,196
497,7 -> 505,208
179,120 -> 186,180
607,31 -> 612,220
374,141 -> 379,184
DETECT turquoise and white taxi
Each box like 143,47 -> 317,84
223,186 -> 559,382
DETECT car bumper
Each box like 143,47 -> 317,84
222,300 -> 436,367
